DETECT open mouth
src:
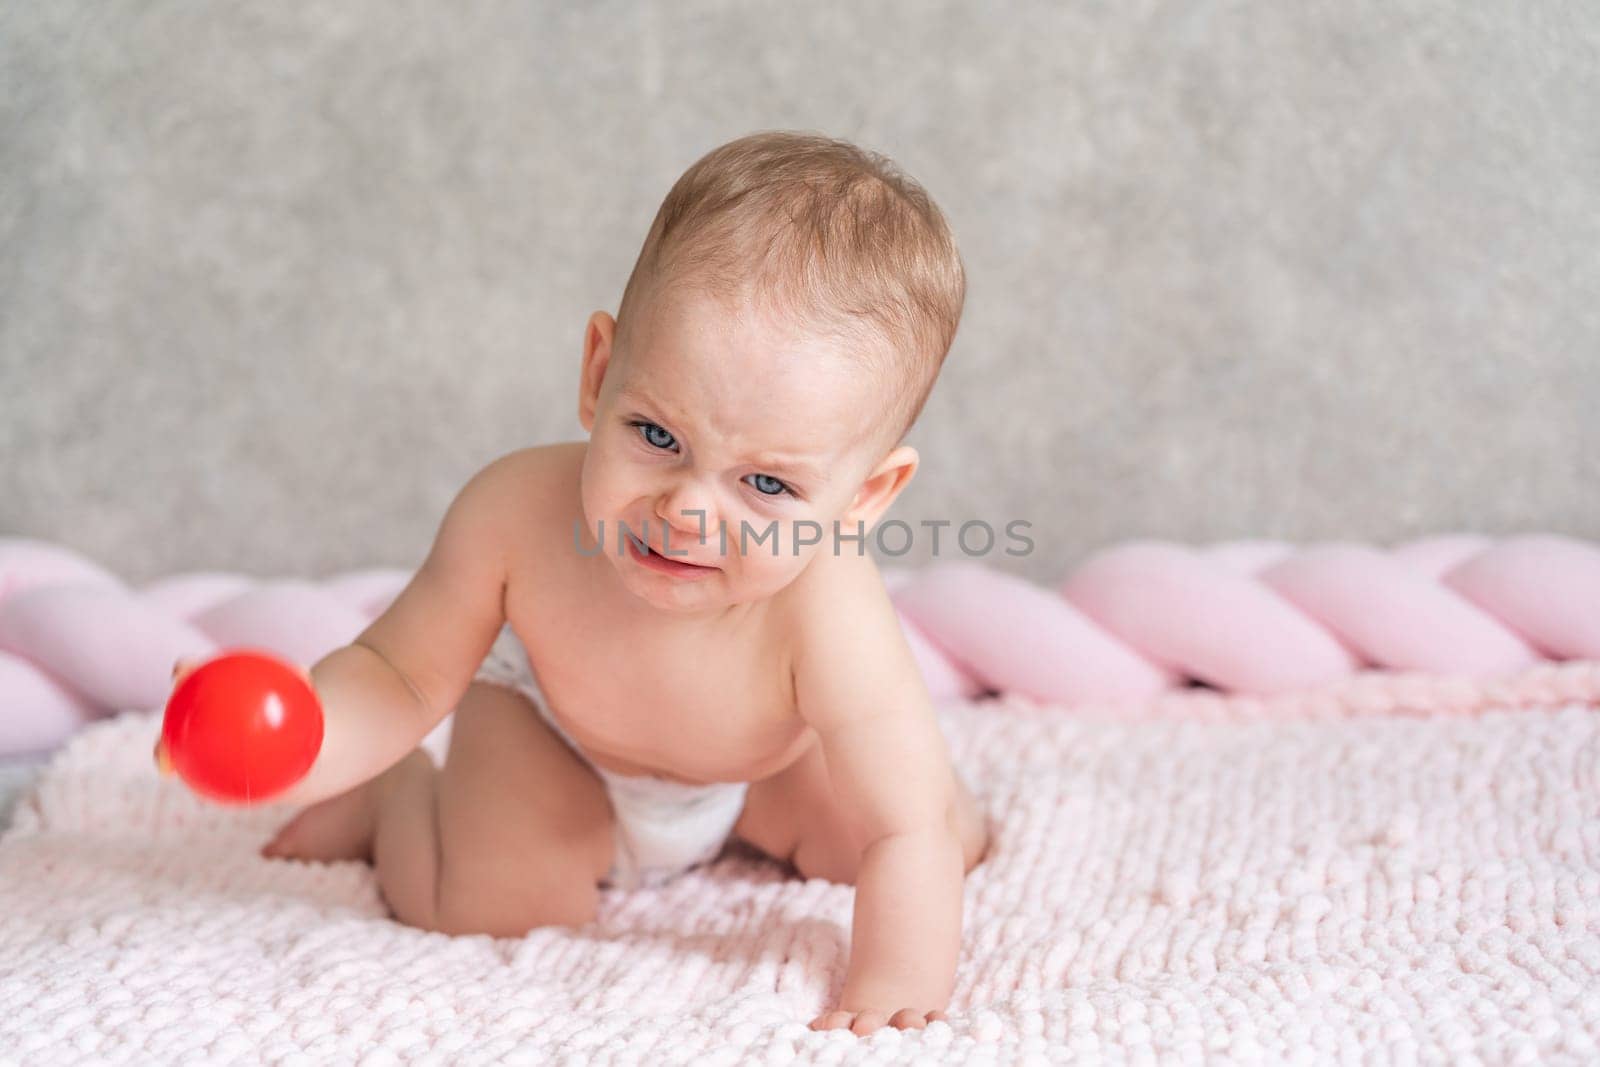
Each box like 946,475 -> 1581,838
625,536 -> 720,579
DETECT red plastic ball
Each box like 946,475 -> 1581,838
160,649 -> 324,805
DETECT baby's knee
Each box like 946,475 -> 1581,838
434,865 -> 600,936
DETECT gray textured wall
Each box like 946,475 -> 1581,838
3,1 -> 1597,586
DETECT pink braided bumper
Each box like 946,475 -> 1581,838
2,533 -> 1597,757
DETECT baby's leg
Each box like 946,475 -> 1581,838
263,681 -> 616,936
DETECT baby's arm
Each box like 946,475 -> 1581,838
791,563 -> 968,1033
264,456 -> 515,808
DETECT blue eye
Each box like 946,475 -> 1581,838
633,421 -> 677,451
745,473 -> 789,497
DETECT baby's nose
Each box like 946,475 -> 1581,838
655,488 -> 714,539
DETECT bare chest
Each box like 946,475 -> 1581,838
504,564 -> 811,785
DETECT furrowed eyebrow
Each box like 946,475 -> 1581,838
748,455 -> 825,481
617,386 -> 824,480
616,386 -> 683,426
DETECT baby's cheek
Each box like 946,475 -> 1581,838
735,541 -> 816,594
577,470 -> 625,540
580,446 -> 626,505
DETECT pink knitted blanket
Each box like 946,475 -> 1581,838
4,662 -> 1600,1063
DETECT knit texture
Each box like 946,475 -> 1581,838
3,662 -> 1600,1064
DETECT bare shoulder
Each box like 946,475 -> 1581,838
452,442 -> 587,563
774,540 -> 933,743
775,545 -> 905,666
783,541 -> 890,610
472,442 -> 585,504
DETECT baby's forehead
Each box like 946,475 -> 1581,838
636,285 -> 898,393
618,298 -> 892,459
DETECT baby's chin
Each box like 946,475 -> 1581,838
607,552 -> 805,615
601,546 -> 726,608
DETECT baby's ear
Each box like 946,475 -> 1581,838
846,445 -> 919,529
578,311 -> 617,432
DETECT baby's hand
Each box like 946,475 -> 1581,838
808,1007 -> 948,1036
152,657 -> 202,774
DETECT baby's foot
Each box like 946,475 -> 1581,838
260,779 -> 382,864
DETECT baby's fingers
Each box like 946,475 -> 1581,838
155,658 -> 202,778
849,1010 -> 892,1036
152,737 -> 173,776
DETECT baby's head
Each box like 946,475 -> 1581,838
576,131 -> 966,613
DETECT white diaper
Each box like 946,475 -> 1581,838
473,624 -> 749,891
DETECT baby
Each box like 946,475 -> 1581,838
169,131 -> 990,1037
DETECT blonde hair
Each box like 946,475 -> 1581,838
615,130 -> 966,440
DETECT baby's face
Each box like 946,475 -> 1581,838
578,288 -> 895,614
